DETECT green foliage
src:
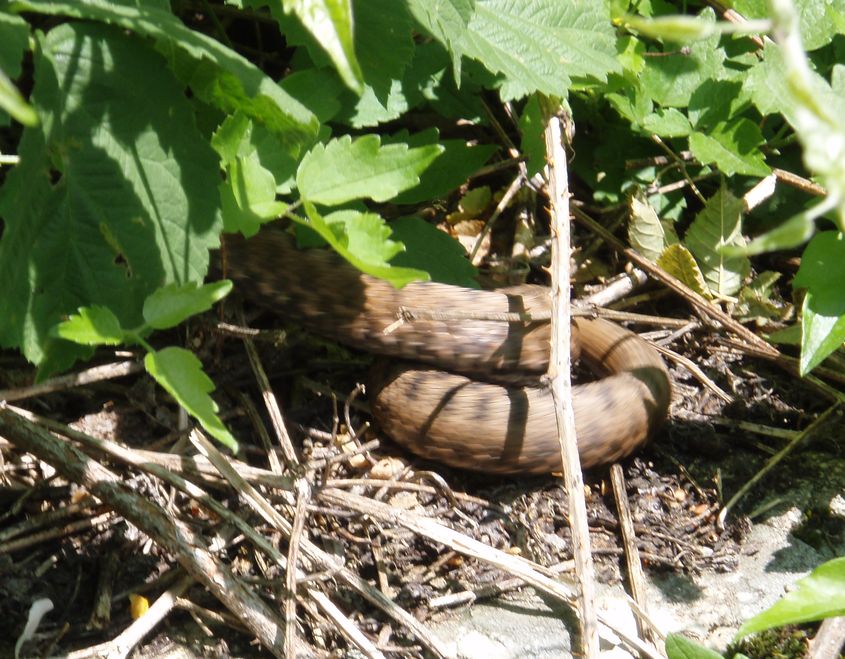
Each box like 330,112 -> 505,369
737,558 -> 845,636
296,134 -> 444,205
55,282 -> 237,451
665,557 -> 845,657
145,347 -> 238,451
684,187 -> 750,297
792,232 -> 845,374
1,0 -> 845,447
628,191 -> 668,261
0,22 -> 222,373
664,633 -> 725,659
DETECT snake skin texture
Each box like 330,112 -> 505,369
223,230 -> 672,474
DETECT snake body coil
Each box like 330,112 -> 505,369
224,230 -> 671,474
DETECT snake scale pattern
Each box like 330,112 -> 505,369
223,230 -> 672,474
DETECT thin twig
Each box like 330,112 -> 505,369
188,431 -> 452,658
286,479 -> 311,659
610,465 -> 656,646
0,405 -> 294,658
718,402 -> 842,525
237,307 -> 299,467
318,488 -> 662,659
0,360 -> 142,402
544,108 -> 599,658
65,575 -> 194,659
469,172 -> 526,263
650,343 -> 733,403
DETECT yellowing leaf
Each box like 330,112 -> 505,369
657,244 -> 712,299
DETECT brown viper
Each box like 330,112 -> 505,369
222,230 -> 671,475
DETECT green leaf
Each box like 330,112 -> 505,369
616,34 -> 646,77
766,323 -> 802,346
657,243 -> 712,299
518,94 -> 546,177
737,557 -> 845,638
665,633 -> 724,659
406,0 -> 474,81
299,202 -> 428,288
639,11 -> 725,108
744,41 -> 845,231
734,0 -> 845,51
297,134 -> 444,205
685,186 -> 750,297
219,157 -> 288,236
0,11 -> 36,125
0,67 -> 37,126
389,216 -> 478,287
145,347 -> 238,451
143,281 -> 233,331
641,107 -> 691,137
689,118 -> 770,177
688,79 -> 747,131
607,80 -> 653,126
279,68 -> 345,123
738,212 -> 817,256
337,77 -> 411,128
628,191 -> 667,261
283,0 -> 363,93
0,24 -> 222,367
52,306 -> 125,346
351,0 -> 414,94
388,128 -> 497,204
278,0 -> 413,109
12,0 -> 319,152
0,11 -> 30,79
792,231 -> 845,375
212,112 -> 299,194
461,0 -> 620,101
735,271 -> 788,325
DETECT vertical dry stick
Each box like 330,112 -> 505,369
610,464 -> 655,645
543,108 -> 599,657
285,479 -> 310,659
237,307 -> 299,469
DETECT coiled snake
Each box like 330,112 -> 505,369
223,230 -> 671,474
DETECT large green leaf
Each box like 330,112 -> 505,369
297,134 -> 444,205
737,557 -> 845,638
388,128 -> 497,204
282,0 -> 363,93
389,216 -> 478,288
406,0 -> 474,81
460,0 -> 619,101
9,0 -> 319,153
0,24 -> 221,368
143,282 -> 233,331
792,231 -> 845,375
52,306 -> 125,346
